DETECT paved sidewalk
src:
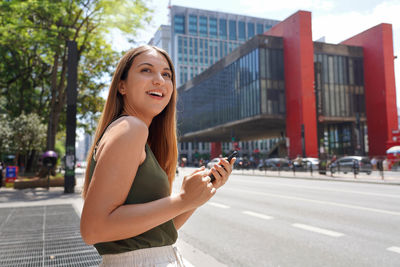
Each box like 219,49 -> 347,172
0,172 -> 225,267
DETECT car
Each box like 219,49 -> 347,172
293,157 -> 319,171
207,158 -> 220,169
75,161 -> 87,168
330,156 -> 372,175
258,158 -> 291,171
235,157 -> 251,169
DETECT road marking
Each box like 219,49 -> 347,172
228,188 -> 400,216
183,258 -> 195,267
233,179 -> 400,199
242,211 -> 273,220
387,246 -> 400,254
208,202 -> 230,209
292,223 -> 344,237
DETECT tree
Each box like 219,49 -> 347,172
10,113 -> 47,172
0,114 -> 12,157
0,0 -> 152,149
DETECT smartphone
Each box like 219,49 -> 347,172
209,150 -> 238,182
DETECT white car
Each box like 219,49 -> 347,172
207,158 -> 220,169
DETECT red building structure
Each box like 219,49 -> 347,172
263,10 -> 398,158
192,10 -> 398,161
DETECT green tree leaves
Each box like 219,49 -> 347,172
0,0 -> 152,151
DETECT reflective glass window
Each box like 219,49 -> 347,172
189,15 -> 197,35
209,18 -> 217,37
247,22 -> 255,38
219,19 -> 227,39
174,15 -> 185,34
199,16 -> 207,37
229,20 -> 237,40
178,36 -> 183,63
256,23 -> 264,34
238,21 -> 245,40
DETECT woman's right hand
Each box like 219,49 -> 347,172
179,166 -> 216,210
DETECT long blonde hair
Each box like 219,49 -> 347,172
82,45 -> 178,199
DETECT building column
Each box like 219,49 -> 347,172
341,24 -> 399,156
265,11 -> 318,158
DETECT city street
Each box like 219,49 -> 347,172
174,168 -> 400,267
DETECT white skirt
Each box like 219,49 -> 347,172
99,245 -> 185,267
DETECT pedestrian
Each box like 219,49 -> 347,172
80,45 -> 236,266
0,161 -> 3,188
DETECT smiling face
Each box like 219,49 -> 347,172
118,49 -> 174,125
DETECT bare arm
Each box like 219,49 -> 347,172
173,208 -> 197,230
172,157 -> 236,229
80,117 -> 215,245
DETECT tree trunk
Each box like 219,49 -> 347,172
46,52 -> 59,151
26,150 -> 36,173
46,45 -> 68,151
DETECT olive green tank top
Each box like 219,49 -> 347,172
88,117 -> 178,255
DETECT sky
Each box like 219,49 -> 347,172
109,0 -> 400,109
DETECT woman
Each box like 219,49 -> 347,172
80,45 -> 235,266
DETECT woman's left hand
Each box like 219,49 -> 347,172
208,157 -> 236,189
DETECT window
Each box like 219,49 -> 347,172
219,19 -> 227,39
209,18 -> 217,37
189,15 -> 197,35
247,23 -> 255,38
178,36 -> 183,63
199,16 -> 207,37
256,23 -> 264,34
174,15 -> 185,34
265,25 -> 272,31
238,21 -> 245,40
229,20 -> 237,40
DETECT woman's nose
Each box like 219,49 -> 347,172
152,72 -> 165,85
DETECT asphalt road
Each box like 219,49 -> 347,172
173,169 -> 400,267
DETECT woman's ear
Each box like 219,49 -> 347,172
118,81 -> 126,95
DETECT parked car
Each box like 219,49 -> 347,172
330,156 -> 372,174
207,158 -> 220,169
293,157 -> 319,171
258,158 -> 291,171
235,157 -> 251,169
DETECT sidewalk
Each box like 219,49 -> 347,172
0,172 -> 225,267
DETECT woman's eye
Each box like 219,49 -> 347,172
163,72 -> 171,78
141,68 -> 150,73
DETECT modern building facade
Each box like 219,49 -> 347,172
177,10 -> 399,160
148,25 -> 171,55
169,5 -> 280,87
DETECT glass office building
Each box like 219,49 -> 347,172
314,42 -> 367,156
177,35 -> 370,160
170,6 -> 280,87
178,35 -> 285,143
179,39 -> 284,134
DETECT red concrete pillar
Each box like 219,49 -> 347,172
341,24 -> 399,156
210,142 -> 222,159
265,11 -> 318,158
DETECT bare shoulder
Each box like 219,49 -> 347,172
110,116 -> 148,138
96,116 -> 148,159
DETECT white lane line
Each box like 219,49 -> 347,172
207,202 -> 230,209
387,246 -> 400,254
228,188 -> 400,216
183,258 -> 195,267
242,211 -> 273,220
292,223 -> 344,237
233,179 -> 400,199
